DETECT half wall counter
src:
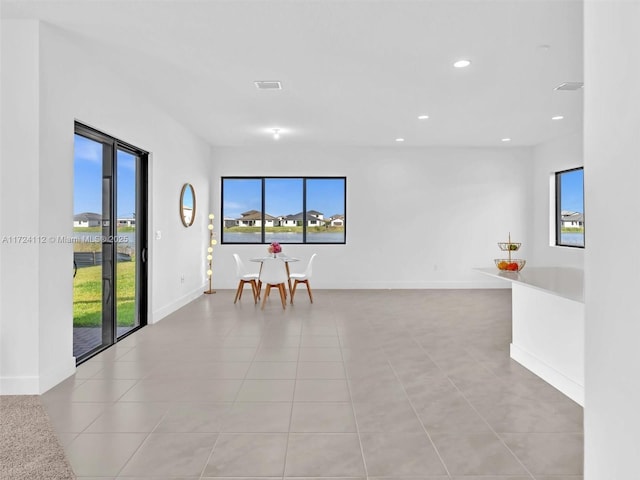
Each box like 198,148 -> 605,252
476,267 -> 584,406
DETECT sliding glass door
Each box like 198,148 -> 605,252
73,124 -> 147,363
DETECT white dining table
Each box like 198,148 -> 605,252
250,255 -> 300,299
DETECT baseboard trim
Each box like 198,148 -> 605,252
0,375 -> 40,395
0,356 -> 76,395
511,343 -> 584,406
151,284 -> 208,324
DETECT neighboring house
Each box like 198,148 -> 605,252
281,210 -> 326,227
281,213 -> 303,227
224,217 -> 237,228
117,217 -> 136,227
236,210 -> 276,227
73,212 -> 101,228
329,215 -> 345,227
306,210 -> 324,226
561,210 -> 584,228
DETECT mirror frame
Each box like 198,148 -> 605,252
180,183 -> 196,227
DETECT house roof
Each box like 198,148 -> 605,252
74,212 -> 101,222
239,211 -> 276,221
283,211 -> 326,222
561,211 -> 584,222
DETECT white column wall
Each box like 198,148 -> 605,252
210,145 -> 534,289
0,21 -> 212,394
584,2 -> 640,477
0,20 -> 42,393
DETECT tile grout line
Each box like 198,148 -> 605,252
76,340 -> 154,479
339,323 -> 370,480
382,346 -> 453,479
280,311 -> 302,480
200,306 -> 263,479
412,336 -> 537,480
108,340 -> 156,479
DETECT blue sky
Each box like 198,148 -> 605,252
560,169 -> 584,213
74,134 -> 136,218
223,178 -> 345,219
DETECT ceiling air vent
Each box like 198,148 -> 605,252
554,82 -> 584,91
254,81 -> 282,90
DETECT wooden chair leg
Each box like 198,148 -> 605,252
234,281 -> 243,303
291,280 -> 298,304
306,281 -> 314,303
278,283 -> 287,309
250,280 -> 258,304
261,285 -> 272,310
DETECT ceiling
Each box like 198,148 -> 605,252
1,0 -> 584,147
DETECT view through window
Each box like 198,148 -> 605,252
222,177 -> 346,244
556,167 -> 584,247
73,124 -> 148,363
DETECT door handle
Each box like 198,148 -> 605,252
141,247 -> 147,263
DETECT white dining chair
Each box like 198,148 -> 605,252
289,253 -> 317,304
259,257 -> 288,310
233,253 -> 259,304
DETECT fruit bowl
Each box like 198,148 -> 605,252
498,242 -> 521,252
495,258 -> 526,272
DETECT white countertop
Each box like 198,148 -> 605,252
475,266 -> 584,303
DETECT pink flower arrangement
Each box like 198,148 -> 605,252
267,241 -> 282,255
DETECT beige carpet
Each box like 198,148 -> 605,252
0,395 -> 76,480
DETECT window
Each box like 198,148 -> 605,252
556,167 -> 584,248
222,177 -> 346,244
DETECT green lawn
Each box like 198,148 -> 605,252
73,261 -> 136,327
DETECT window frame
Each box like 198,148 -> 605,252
221,176 -> 347,245
555,167 -> 585,249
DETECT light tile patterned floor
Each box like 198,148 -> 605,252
43,289 -> 584,479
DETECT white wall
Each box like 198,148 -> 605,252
0,20 -> 43,394
584,2 -> 640,477
210,145 -> 533,289
0,21 -> 212,394
531,132 -> 584,267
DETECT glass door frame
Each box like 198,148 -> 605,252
74,122 -> 148,364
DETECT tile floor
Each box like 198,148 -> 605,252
43,289 -> 584,479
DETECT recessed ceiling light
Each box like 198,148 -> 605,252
501,138 -> 511,142
254,80 -> 282,90
272,128 -> 280,140
453,59 -> 471,68
555,82 -> 583,91
418,115 -> 430,120
552,115 -> 564,120
395,138 -> 405,142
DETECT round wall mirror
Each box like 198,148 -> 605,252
180,183 -> 196,227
